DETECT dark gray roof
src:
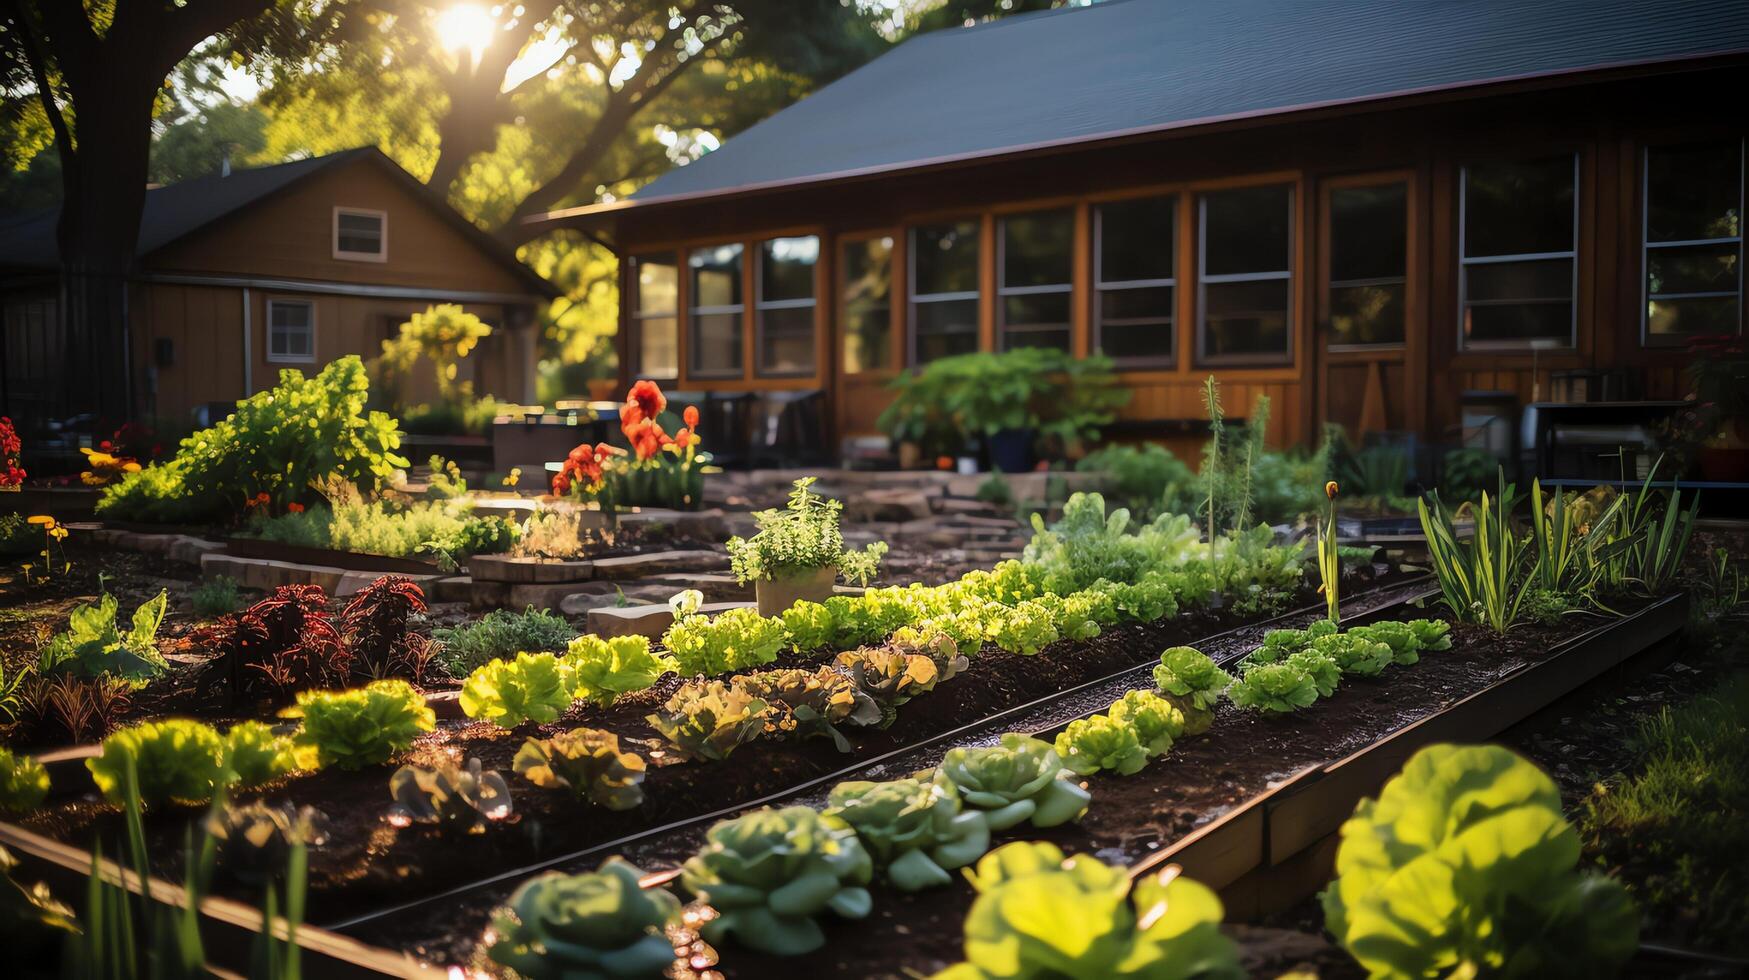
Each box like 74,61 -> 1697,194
621,0 -> 1749,205
0,147 -> 556,296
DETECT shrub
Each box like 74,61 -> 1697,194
287,679 -> 435,770
38,590 -> 169,685
1074,443 -> 1199,520
679,805 -> 873,956
824,777 -> 991,891
734,667 -> 879,751
223,720 -> 296,787
1323,743 -> 1638,978
387,757 -> 513,836
487,858 -> 680,980
434,606 -> 577,677
1054,715 -> 1148,776
196,584 -> 351,704
563,635 -> 674,708
341,575 -> 433,681
725,478 -> 888,587
460,652 -> 577,729
1106,690 -> 1184,757
190,576 -> 243,617
86,719 -> 229,806
661,607 -> 786,677
1228,662 -> 1318,715
513,728 -> 646,811
644,681 -> 768,762
931,733 -> 1090,830
876,348 -> 1129,459
0,747 -> 49,813
250,496 -> 520,570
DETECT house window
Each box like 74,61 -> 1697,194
689,243 -> 744,377
630,253 -> 678,379
267,299 -> 315,363
842,236 -> 893,373
1329,183 -> 1408,347
1644,140 -> 1743,345
757,236 -> 818,376
1459,154 -> 1577,348
998,209 -> 1072,352
333,208 -> 386,261
909,220 -> 980,365
1095,196 -> 1176,363
1198,184 -> 1293,364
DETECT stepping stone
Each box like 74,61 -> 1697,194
468,554 -> 594,584
586,600 -> 754,641
590,549 -> 727,578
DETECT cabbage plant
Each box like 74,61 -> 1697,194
1322,743 -> 1638,979
1054,715 -> 1148,776
1312,632 -> 1394,678
286,679 -> 436,770
679,805 -> 873,955
823,777 -> 990,891
87,719 -> 229,805
513,728 -> 646,810
1227,662 -> 1318,715
488,858 -> 680,979
1346,620 -> 1421,665
564,635 -> 674,708
931,734 -> 1090,830
1285,649 -> 1342,699
461,652 -> 576,728
1408,617 -> 1453,651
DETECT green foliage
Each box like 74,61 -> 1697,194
985,599 -> 1060,655
930,733 -> 1090,830
933,841 -> 1243,980
513,728 -> 647,811
974,474 -> 1014,507
1151,646 -> 1232,713
1441,447 -> 1498,503
461,652 -> 577,729
726,478 -> 888,586
38,589 -> 169,685
661,607 -> 786,677
378,304 -> 493,405
1345,620 -> 1421,666
487,858 -> 680,980
1419,470 -> 1532,632
645,680 -> 770,762
834,645 -> 946,728
679,805 -> 874,956
1074,443 -> 1199,521
387,757 -> 513,836
1323,743 -> 1638,979
86,719 -> 229,806
1341,445 -> 1411,500
433,606 -> 578,677
1248,620 -> 1338,664
224,720 -> 297,788
825,776 -> 991,891
1054,715 -> 1148,776
877,349 -> 1130,457
1529,480 -> 1627,599
191,576 -> 244,617
1107,689 -> 1184,757
287,679 -> 436,771
1409,617 -> 1453,651
564,635 -> 675,708
0,511 -> 39,556
0,747 -> 49,813
735,666 -> 880,752
1285,649 -> 1342,699
246,496 -> 520,570
97,357 -> 408,524
780,600 -> 837,652
1614,463 -> 1699,595
1228,662 -> 1319,715
1311,631 -> 1395,678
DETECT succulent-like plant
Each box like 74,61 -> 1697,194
930,734 -> 1090,830
1054,715 -> 1149,776
1151,646 -> 1231,735
1311,632 -> 1395,678
460,651 -> 577,729
734,667 -> 879,752
86,718 -> 230,805
1228,662 -> 1318,715
205,801 -> 329,886
285,679 -> 436,771
1286,649 -> 1342,699
487,858 -> 681,979
513,728 -> 646,811
1106,690 -> 1184,758
387,757 -> 513,836
661,606 -> 787,678
834,647 -> 943,727
564,635 -> 675,708
679,805 -> 873,956
645,680 -> 769,761
223,720 -> 297,787
1407,617 -> 1453,651
824,777 -> 991,891
0,747 -> 49,813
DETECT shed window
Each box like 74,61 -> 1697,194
1198,185 -> 1293,364
757,236 -> 818,376
1328,183 -> 1408,347
909,221 -> 980,365
998,209 -> 1072,352
689,244 -> 743,378
1644,140 -> 1743,345
1460,154 -> 1577,348
842,236 -> 893,374
1096,196 -> 1175,363
333,208 -> 386,261
267,299 -> 315,363
631,253 -> 678,379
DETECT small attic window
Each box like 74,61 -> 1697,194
333,207 -> 387,261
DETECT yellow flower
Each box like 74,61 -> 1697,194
1325,481 -> 1339,500
27,515 -> 54,527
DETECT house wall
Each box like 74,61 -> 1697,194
604,65 -> 1747,454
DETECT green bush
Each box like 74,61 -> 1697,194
460,652 -> 576,729
661,607 -> 786,677
287,679 -> 435,770
0,512 -> 38,556
1074,443 -> 1198,520
38,590 -> 168,685
513,728 -> 646,811
86,719 -> 229,806
223,720 -> 296,787
930,733 -> 1090,830
246,496 -> 519,570
564,635 -> 674,708
1053,715 -> 1148,776
823,777 -> 990,891
0,747 -> 49,813
487,858 -> 680,979
877,349 -> 1130,459
433,606 -> 578,677
190,576 -> 244,618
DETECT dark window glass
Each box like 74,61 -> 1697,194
632,253 -> 678,378
1203,279 -> 1290,359
1644,141 -> 1742,344
756,237 -> 816,376
1203,186 -> 1291,276
758,306 -> 814,375
1095,197 -> 1175,363
1647,142 -> 1742,243
1460,155 -> 1576,347
911,221 -> 982,364
1199,185 -> 1293,361
1328,183 -> 1407,346
913,299 -> 979,362
1098,196 -> 1175,284
336,211 -> 383,255
998,210 -> 1071,352
760,236 -> 817,302
842,237 -> 892,373
689,244 -> 743,376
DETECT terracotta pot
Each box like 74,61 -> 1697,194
755,565 -> 838,617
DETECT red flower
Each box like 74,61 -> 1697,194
627,380 -> 666,424
683,405 -> 700,430
552,442 -> 623,496
288,502 -> 305,514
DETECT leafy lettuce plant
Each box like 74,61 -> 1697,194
780,600 -> 836,653
1054,715 -> 1149,776
1311,632 -> 1394,678
564,635 -> 674,708
285,679 -> 436,770
1250,619 -> 1337,664
645,680 -> 769,761
223,720 -> 296,787
1228,662 -> 1318,715
835,646 -> 944,727
513,727 -> 646,810
1285,649 -> 1341,699
986,600 -> 1060,655
0,747 -> 49,813
1345,620 -> 1421,665
86,719 -> 229,806
460,652 -> 576,729
1152,646 -> 1231,734
38,589 -> 168,685
734,667 -> 879,752
825,777 -> 991,891
1322,743 -> 1638,978
387,757 -> 513,836
487,858 -> 680,980
1408,617 -> 1453,651
679,805 -> 873,956
931,734 -> 1090,830
661,607 -> 786,677
934,841 -> 1243,980
205,801 -> 328,887
1107,690 -> 1184,758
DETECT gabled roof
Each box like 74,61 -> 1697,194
0,147 -> 557,296
549,0 -> 1749,218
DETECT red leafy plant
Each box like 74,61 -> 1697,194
0,415 -> 24,487
341,575 -> 434,682
197,585 -> 352,704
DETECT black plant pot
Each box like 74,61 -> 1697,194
988,428 -> 1036,474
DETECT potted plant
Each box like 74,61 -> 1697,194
727,478 -> 888,615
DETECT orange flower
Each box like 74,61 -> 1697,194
683,405 -> 700,430
626,380 -> 666,424
1325,481 -> 1339,500
288,502 -> 305,514
935,455 -> 954,471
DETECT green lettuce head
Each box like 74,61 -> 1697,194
87,719 -> 229,806
1054,715 -> 1148,776
223,720 -> 297,788
780,600 -> 836,653
1322,743 -> 1637,979
1152,646 -> 1232,714
1228,662 -> 1318,715
286,679 -> 436,771
461,651 -> 576,729
1408,617 -> 1453,651
680,805 -> 873,956
931,733 -> 1090,830
0,747 -> 49,813
1285,649 -> 1341,699
513,727 -> 646,811
1348,620 -> 1421,665
1107,690 -> 1184,758
388,756 -> 513,836
824,777 -> 990,891
488,858 -> 680,979
645,680 -> 770,762
565,635 -> 675,708
1312,632 -> 1394,678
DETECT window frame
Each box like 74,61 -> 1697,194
628,252 -> 680,381
1195,184 -> 1296,367
1093,196 -> 1177,367
754,235 -> 819,378
686,242 -> 746,380
1640,138 -> 1746,348
265,298 -> 317,364
996,209 -> 1074,353
907,220 -> 983,367
839,231 -> 898,376
332,206 -> 388,263
1325,179 -> 1410,352
1457,153 -> 1580,352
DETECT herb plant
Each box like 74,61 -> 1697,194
1228,662 -> 1319,715
387,757 -> 513,836
564,634 -> 674,707
726,478 -> 888,586
930,733 -> 1091,829
190,576 -> 243,617
433,606 -> 578,677
1054,715 -> 1149,776
460,652 -> 577,729
645,680 -> 769,761
86,719 -> 230,806
513,728 -> 646,810
0,747 -> 49,813
661,607 -> 786,677
38,589 -> 169,685
286,679 -> 435,770
487,858 -> 680,980
824,777 -> 991,891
